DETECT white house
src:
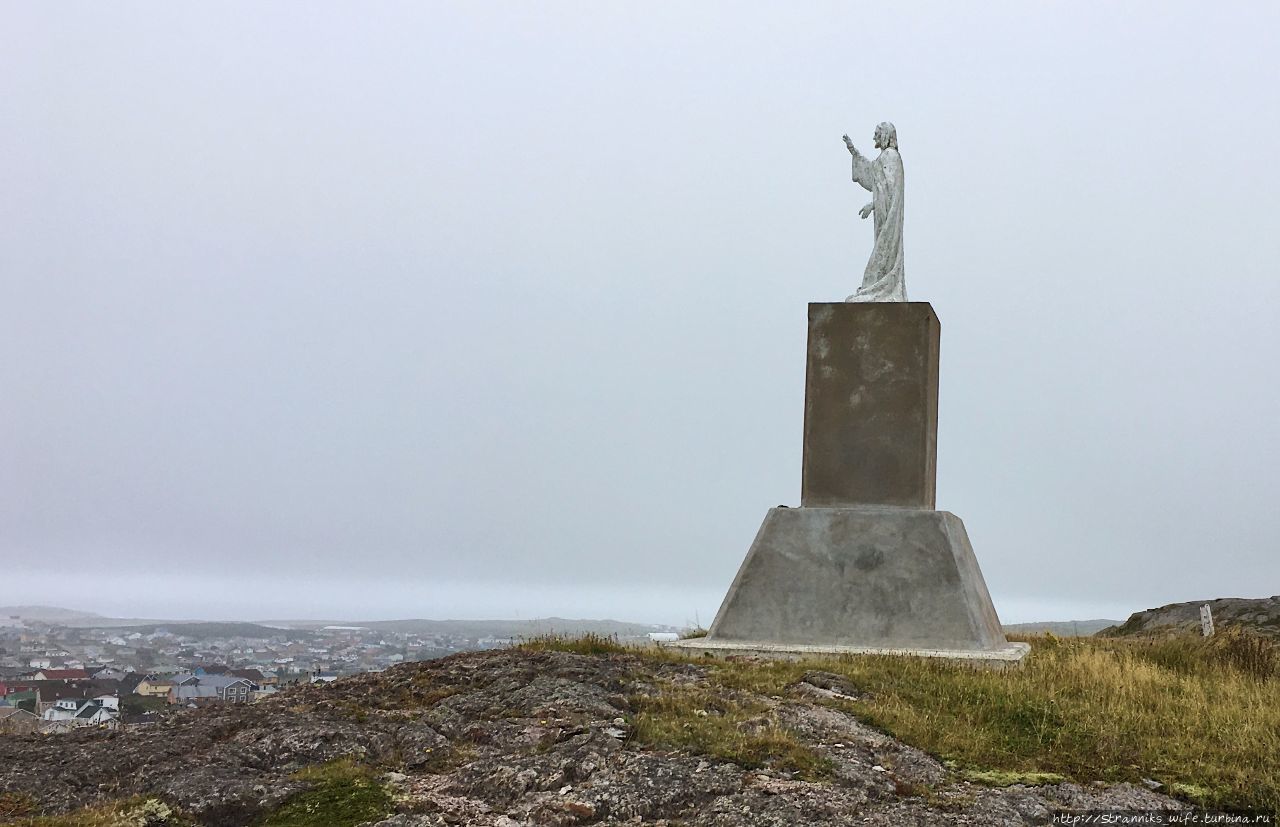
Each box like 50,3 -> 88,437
42,700 -> 120,727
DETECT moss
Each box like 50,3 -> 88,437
958,769 -> 1066,786
628,681 -> 831,780
258,760 -> 393,827
12,797 -> 192,827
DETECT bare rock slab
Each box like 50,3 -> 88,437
674,507 -> 1026,665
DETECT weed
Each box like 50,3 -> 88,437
258,759 -> 393,827
10,797 -> 192,827
628,681 -> 831,779
517,633 -> 629,656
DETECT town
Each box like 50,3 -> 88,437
0,610 -> 671,734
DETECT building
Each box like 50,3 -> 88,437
168,674 -> 256,705
0,706 -> 40,733
134,679 -> 174,699
41,699 -> 120,727
31,669 -> 91,681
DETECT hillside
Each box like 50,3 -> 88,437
0,606 -> 104,623
270,617 -> 672,638
3,639 -> 1263,825
1003,619 -> 1120,637
1098,596 -> 1280,637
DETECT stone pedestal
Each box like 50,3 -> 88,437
803,303 -> 939,508
669,302 -> 1026,667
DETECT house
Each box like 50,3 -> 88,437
31,669 -> 90,682
3,690 -> 36,712
147,665 -> 185,677
92,694 -> 120,711
91,667 -> 128,681
33,682 -> 91,714
230,667 -> 264,682
134,679 -> 174,699
0,707 -> 39,733
118,673 -> 145,695
41,699 -> 119,727
168,675 -> 256,705
0,681 -> 34,697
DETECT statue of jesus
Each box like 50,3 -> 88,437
842,122 -> 906,302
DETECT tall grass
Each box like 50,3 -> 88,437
518,632 -> 629,656
692,632 -> 1280,814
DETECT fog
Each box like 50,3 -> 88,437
3,2 -> 1278,626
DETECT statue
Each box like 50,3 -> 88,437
842,122 -> 906,302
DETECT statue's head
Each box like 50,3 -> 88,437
874,122 -> 897,150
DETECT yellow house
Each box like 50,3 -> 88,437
134,679 -> 174,698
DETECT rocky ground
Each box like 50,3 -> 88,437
1099,595 -> 1280,637
0,648 -> 1186,825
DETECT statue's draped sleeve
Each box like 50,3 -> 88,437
850,147 -> 875,192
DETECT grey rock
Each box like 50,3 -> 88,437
0,649 -> 1194,826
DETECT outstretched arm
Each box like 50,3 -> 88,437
843,133 -> 874,191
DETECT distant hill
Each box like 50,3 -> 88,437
265,617 -> 673,638
1003,619 -> 1122,637
0,605 -> 105,622
1098,596 -> 1280,638
0,605 -> 673,638
112,621 -> 311,639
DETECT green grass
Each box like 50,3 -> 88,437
628,680 -> 831,779
8,797 -> 189,827
691,633 -> 1280,814
257,760 -> 393,827
517,632 -> 630,656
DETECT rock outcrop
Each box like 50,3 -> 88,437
0,648 -> 1186,825
1099,596 -> 1280,637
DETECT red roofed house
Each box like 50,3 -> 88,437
31,669 -> 91,681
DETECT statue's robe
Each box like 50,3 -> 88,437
848,146 -> 906,302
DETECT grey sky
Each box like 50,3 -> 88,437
3,2 -> 1278,626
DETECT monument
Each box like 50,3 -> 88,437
843,122 -> 906,303
669,124 -> 1028,666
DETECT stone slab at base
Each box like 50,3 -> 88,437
663,637 -> 1031,670
693,506 -> 1023,662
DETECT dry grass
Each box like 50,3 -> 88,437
8,797 -> 188,827
701,632 -> 1280,815
628,680 -> 831,779
518,632 -> 630,656
525,630 -> 1280,814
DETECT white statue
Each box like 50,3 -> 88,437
842,123 -> 906,302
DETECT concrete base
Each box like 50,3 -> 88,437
690,506 -> 1023,662
665,638 -> 1030,669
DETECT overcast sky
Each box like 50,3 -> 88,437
3,2 -> 1278,626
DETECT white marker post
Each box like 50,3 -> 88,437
1199,604 -> 1215,637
